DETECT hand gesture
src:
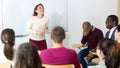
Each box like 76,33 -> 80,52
36,30 -> 44,35
83,31 -> 89,36
43,24 -> 48,30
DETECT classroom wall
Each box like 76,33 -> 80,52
68,0 -> 118,52
119,0 -> 120,22
0,0 -> 2,32
0,0 -> 2,46
0,0 -> 119,52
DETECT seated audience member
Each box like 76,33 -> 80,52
14,42 -> 44,68
105,15 -> 118,40
1,28 -> 15,66
78,21 -> 103,68
115,24 -> 120,48
40,26 -> 81,68
88,38 -> 120,68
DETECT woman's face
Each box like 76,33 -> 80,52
83,24 -> 91,32
96,47 -> 100,58
35,5 -> 44,15
96,47 -> 105,60
115,29 -> 120,41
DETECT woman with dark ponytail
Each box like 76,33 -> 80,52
1,28 -> 15,66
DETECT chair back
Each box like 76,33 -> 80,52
0,62 -> 11,68
43,64 -> 74,68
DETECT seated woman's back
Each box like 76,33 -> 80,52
1,28 -> 16,67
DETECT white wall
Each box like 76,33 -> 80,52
0,0 -> 2,47
0,0 -> 68,49
0,0 -> 118,51
0,0 -> 2,32
68,0 -> 118,52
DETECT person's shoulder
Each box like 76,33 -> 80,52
63,47 -> 77,54
40,48 -> 56,54
43,16 -> 49,20
28,16 -> 36,21
41,48 -> 51,53
95,27 -> 102,31
95,27 -> 103,32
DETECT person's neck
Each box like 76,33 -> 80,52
37,14 -> 43,18
52,42 -> 63,48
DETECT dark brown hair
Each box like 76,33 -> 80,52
51,26 -> 65,43
82,21 -> 91,27
14,42 -> 44,68
116,24 -> 120,32
33,3 -> 44,16
1,28 -> 15,60
97,38 -> 120,68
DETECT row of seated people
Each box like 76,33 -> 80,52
0,26 -> 81,68
0,15 -> 120,68
78,14 -> 120,68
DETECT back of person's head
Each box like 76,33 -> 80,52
108,15 -> 118,26
1,28 -> 15,60
51,26 -> 65,43
97,38 -> 120,68
14,42 -> 44,68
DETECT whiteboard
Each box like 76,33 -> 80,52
2,0 -> 68,36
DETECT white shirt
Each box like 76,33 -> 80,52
109,26 -> 116,39
26,16 -> 49,41
88,60 -> 106,68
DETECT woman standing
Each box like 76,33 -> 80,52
27,3 -> 49,50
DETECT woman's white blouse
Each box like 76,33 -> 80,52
26,16 -> 49,41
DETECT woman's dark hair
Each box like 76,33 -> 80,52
1,28 -> 15,60
97,38 -> 120,68
14,42 -> 44,68
116,24 -> 120,32
33,3 -> 44,16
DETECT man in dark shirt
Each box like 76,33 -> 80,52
78,21 -> 103,68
